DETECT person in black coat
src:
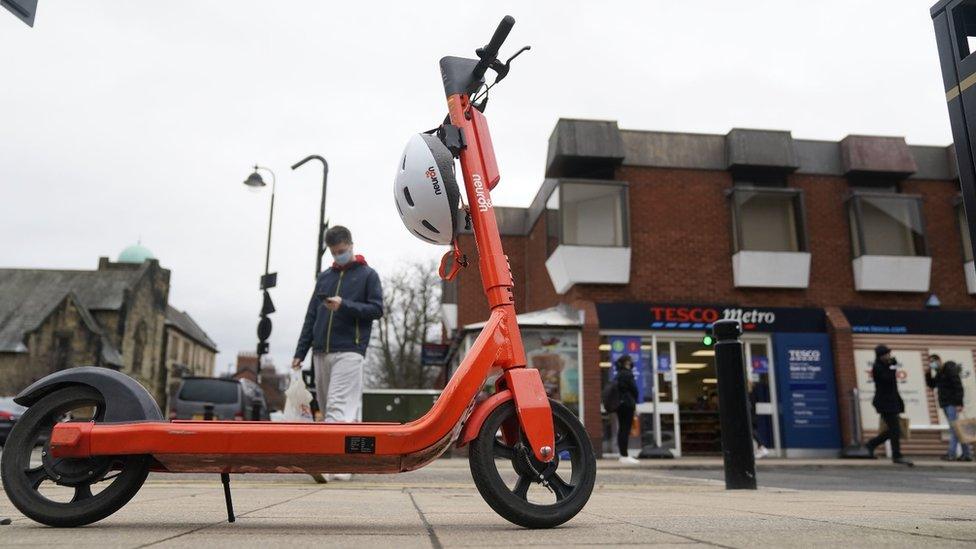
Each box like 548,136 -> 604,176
614,355 -> 640,465
925,356 -> 972,461
865,345 -> 913,466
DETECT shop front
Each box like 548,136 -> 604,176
597,303 -> 841,458
457,305 -> 584,419
843,308 -> 976,454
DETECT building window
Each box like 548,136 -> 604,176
168,334 -> 177,360
54,333 -> 72,371
546,181 -> 629,250
132,321 -> 147,374
958,202 -> 974,263
523,330 -> 581,417
848,192 -> 926,257
728,186 -> 806,252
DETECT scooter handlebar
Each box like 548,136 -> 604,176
472,15 -> 515,82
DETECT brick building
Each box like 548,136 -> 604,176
445,119 -> 976,458
0,244 -> 217,407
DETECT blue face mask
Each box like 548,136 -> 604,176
333,250 -> 353,265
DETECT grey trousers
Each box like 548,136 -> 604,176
312,351 -> 363,422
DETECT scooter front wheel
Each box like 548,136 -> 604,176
1,385 -> 150,527
469,398 -> 596,528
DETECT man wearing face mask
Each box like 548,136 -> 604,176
293,225 -> 383,439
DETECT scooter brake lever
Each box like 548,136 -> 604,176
489,45 -> 531,84
505,45 -> 531,65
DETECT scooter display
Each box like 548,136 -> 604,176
0,15 -> 596,529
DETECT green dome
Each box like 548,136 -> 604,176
118,243 -> 155,264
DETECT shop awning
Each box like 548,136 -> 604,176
462,303 -> 583,331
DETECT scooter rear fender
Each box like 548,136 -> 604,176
15,366 -> 163,422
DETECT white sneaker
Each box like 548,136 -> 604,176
618,456 -> 640,465
754,446 -> 769,459
326,473 -> 353,481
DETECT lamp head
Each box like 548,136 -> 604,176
244,165 -> 266,189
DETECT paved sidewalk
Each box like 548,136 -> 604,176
1,459 -> 974,548
596,456 -> 976,470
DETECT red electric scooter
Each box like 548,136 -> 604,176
1,16 -> 596,529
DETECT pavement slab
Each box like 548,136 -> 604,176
1,460 -> 975,548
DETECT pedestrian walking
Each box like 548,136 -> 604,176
748,379 -> 770,459
865,345 -> 913,467
292,225 -> 383,480
925,355 -> 973,461
614,355 -> 640,465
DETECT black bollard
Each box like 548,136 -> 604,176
203,404 -> 214,421
712,319 -> 757,490
252,401 -> 262,421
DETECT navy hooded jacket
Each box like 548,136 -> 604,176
294,256 -> 383,359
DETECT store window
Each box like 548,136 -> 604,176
546,181 -> 629,252
463,329 -> 581,418
848,192 -> 927,257
729,186 -> 806,252
599,335 -> 657,456
957,202 -> 974,263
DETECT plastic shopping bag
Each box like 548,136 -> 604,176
283,370 -> 313,422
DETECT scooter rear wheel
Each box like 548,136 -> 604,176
1,385 -> 150,527
469,398 -> 596,528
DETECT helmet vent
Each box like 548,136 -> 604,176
421,220 -> 440,234
411,229 -> 437,243
403,187 -> 415,207
401,155 -> 407,170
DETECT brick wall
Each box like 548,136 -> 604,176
560,167 -> 976,309
524,216 -> 561,312
825,306 -> 856,445
454,233 -> 527,328
572,299 -> 603,451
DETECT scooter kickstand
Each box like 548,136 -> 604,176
220,473 -> 236,523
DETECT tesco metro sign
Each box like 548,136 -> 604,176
595,302 -> 826,333
650,306 -> 776,330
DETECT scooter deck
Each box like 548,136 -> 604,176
51,419 -> 459,474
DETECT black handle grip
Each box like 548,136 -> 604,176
473,15 -> 515,81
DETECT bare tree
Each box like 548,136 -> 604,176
367,261 -> 441,389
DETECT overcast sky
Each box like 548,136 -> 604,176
0,1 -> 953,376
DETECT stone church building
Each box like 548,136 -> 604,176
0,244 -> 217,406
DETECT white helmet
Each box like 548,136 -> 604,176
394,133 -> 461,245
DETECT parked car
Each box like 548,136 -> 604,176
0,396 -> 27,447
171,377 -> 270,421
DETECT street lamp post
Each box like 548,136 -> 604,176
243,165 -> 278,382
290,155 -> 329,277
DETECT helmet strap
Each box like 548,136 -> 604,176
438,241 -> 468,281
